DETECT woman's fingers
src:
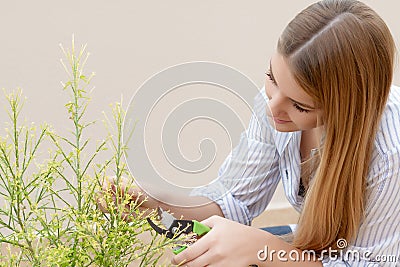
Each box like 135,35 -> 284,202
171,233 -> 211,265
95,191 -> 109,213
98,177 -> 135,211
97,176 -> 164,224
120,206 -> 155,222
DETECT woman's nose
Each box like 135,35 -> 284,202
267,92 -> 287,116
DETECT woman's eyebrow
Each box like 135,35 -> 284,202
269,60 -> 316,110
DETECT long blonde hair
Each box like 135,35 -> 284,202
277,0 -> 396,252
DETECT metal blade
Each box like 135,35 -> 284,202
157,207 -> 177,229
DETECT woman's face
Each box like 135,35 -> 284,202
265,53 -> 323,132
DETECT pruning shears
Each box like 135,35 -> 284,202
147,207 -> 211,255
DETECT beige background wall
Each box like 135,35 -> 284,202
0,1 -> 399,211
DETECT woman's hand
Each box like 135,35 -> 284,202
97,176 -> 160,219
171,215 -> 270,267
171,216 -> 324,267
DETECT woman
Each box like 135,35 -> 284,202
102,0 -> 399,265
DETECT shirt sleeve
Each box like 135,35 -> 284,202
190,88 -> 281,225
321,150 -> 400,267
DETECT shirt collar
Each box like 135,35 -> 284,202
273,129 -> 295,156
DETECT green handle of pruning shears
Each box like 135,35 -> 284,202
173,220 -> 211,255
192,220 -> 211,236
173,245 -> 188,255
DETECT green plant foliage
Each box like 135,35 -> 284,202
0,38 -> 174,267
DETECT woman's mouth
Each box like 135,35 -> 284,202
273,117 -> 291,124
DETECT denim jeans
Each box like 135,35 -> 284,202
260,225 -> 292,236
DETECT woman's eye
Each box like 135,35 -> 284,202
265,70 -> 277,85
293,103 -> 310,113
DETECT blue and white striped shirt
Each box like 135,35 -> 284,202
191,85 -> 400,266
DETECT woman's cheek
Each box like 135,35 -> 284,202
293,114 -> 319,130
